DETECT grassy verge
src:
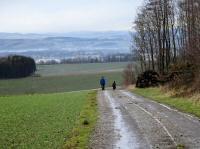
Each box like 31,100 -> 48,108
64,91 -> 98,149
0,91 -> 97,149
132,87 -> 200,118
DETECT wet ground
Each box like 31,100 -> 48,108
90,90 -> 200,149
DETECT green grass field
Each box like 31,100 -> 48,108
0,62 -> 123,148
132,87 -> 200,118
0,62 -> 126,95
0,91 -> 97,149
0,71 -> 123,95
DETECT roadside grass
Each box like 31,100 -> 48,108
64,91 -> 98,149
132,87 -> 200,118
0,71 -> 123,95
177,144 -> 185,149
0,91 -> 97,149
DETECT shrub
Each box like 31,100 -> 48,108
0,55 -> 36,79
123,63 -> 136,86
166,63 -> 194,88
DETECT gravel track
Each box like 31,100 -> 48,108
90,90 -> 200,149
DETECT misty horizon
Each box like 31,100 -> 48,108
0,31 -> 132,62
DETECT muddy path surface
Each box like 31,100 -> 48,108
90,90 -> 200,149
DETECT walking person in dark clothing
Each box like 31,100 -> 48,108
112,81 -> 116,90
100,76 -> 106,90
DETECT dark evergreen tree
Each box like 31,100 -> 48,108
0,55 -> 36,79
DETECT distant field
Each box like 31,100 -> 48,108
0,71 -> 123,95
0,62 -> 126,95
37,62 -> 128,76
0,91 -> 90,149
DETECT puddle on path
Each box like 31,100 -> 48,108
104,91 -> 140,149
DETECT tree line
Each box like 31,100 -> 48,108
0,55 -> 36,79
133,0 -> 200,77
37,53 -> 133,65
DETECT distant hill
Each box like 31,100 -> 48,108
0,31 -> 132,61
0,31 -> 131,39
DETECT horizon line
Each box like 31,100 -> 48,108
0,30 -> 134,35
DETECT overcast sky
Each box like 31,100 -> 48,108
0,0 -> 143,33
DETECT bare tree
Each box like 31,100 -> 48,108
133,0 -> 200,89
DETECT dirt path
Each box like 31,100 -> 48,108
90,89 -> 200,149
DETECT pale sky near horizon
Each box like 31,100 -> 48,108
0,0 -> 143,33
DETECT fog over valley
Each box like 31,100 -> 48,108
0,31 -> 132,63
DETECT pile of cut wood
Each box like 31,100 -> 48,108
136,70 -> 159,88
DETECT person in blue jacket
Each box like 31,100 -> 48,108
100,76 -> 106,90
